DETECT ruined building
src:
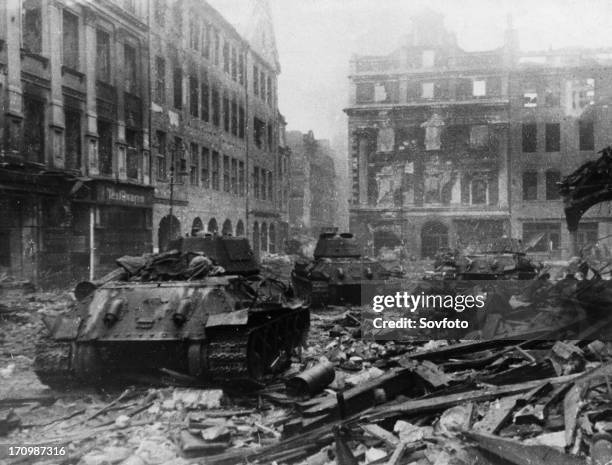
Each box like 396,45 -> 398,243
0,0 -> 289,285
151,0 -> 289,258
346,11 -> 612,259
0,0 -> 152,284
287,130 -> 338,237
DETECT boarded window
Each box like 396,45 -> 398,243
522,171 -> 538,201
545,170 -> 561,200
62,10 -> 79,69
201,147 -> 210,188
155,57 -> 165,104
173,66 -> 183,109
23,0 -> 42,54
545,123 -> 560,152
189,75 -> 199,117
579,120 -> 594,151
96,30 -> 111,82
522,123 -> 537,153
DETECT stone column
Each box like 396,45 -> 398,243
83,6 -> 98,175
48,0 -> 65,168
358,132 -> 369,206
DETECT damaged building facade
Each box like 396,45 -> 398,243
0,0 -> 152,284
0,0 -> 289,285
150,0 -> 289,258
287,130 -> 338,237
346,11 -> 612,259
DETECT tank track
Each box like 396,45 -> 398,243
34,308 -> 310,386
207,307 -> 310,381
33,337 -> 77,390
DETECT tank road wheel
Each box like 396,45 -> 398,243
188,342 -> 208,378
73,344 -> 105,382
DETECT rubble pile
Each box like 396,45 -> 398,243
3,253 -> 612,465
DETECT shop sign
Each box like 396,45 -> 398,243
96,184 -> 152,206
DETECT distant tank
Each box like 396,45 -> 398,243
424,238 -> 539,282
34,235 -> 309,388
291,229 -> 400,307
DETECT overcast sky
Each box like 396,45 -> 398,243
265,0 -> 612,149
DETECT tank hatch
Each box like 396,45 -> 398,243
313,231 -> 361,259
167,235 -> 259,276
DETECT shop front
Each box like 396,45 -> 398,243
72,180 -> 153,279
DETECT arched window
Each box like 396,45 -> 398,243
191,217 -> 203,236
207,218 -> 218,234
222,219 -> 232,235
158,215 -> 181,251
236,219 -> 245,236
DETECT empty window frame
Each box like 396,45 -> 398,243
579,120 -> 594,151
201,147 -> 210,188
545,170 -> 561,200
231,96 -> 238,136
472,79 -> 486,97
23,0 -> 42,54
156,130 -> 167,180
211,84 -> 220,126
545,123 -> 560,152
155,56 -> 166,104
189,75 -> 199,117
124,44 -> 137,93
522,171 -> 538,201
522,123 -> 537,153
62,10 -> 79,70
231,158 -> 238,194
96,30 -> 111,82
211,151 -> 220,190
223,155 -> 230,192
201,75 -> 209,122
173,65 -> 183,109
190,142 -> 199,185
223,93 -> 230,132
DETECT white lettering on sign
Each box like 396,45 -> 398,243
104,187 -> 146,205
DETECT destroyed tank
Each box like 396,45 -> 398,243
424,238 -> 539,282
34,235 -> 310,388
291,230 -> 400,307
